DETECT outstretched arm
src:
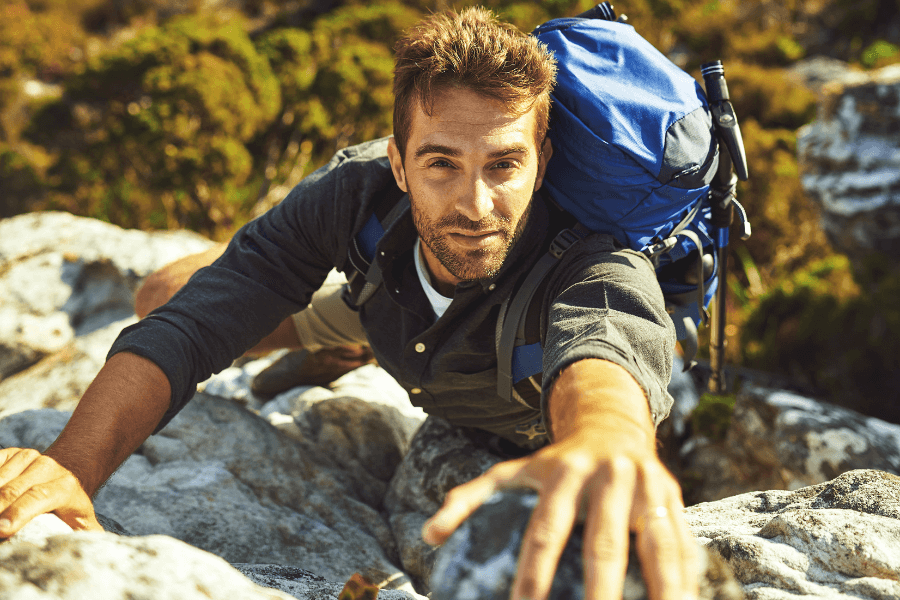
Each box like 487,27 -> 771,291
422,358 -> 697,600
0,352 -> 171,537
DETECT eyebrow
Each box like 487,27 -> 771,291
413,144 -> 529,159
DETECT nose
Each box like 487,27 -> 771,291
455,174 -> 494,222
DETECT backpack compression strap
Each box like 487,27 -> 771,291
496,224 -> 588,404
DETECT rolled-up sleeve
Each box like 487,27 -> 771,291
540,234 -> 676,432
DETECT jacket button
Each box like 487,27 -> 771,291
410,388 -> 422,394
415,343 -> 426,353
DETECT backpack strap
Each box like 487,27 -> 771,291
496,224 -> 588,404
346,191 -> 409,307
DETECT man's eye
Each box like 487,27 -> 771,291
493,160 -> 516,169
429,159 -> 453,168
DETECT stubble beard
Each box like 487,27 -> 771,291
411,195 -> 532,282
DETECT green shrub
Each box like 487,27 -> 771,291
741,256 -> 900,423
691,393 -> 737,442
0,145 -> 44,218
28,14 -> 280,237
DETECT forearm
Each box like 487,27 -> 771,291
45,352 -> 171,497
547,358 -> 655,452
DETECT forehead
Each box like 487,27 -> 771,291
407,86 -> 539,156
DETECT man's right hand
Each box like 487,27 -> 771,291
0,448 -> 102,537
0,352 -> 172,538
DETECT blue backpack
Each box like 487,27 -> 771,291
350,3 -> 750,416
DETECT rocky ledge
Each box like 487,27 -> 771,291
1,211 -> 899,599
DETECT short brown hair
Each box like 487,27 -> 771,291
392,6 -> 556,159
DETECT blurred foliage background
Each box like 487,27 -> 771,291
2,0 -> 900,419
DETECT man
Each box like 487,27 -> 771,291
0,7 -> 697,600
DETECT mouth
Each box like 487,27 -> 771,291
447,230 -> 502,248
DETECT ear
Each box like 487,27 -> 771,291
387,137 -> 408,193
534,136 -> 553,191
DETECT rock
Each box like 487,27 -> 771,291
0,398 -> 414,591
429,489 -> 744,600
0,529 -> 299,600
256,364 -> 427,483
679,386 -> 900,504
0,211 -> 213,415
787,56 -> 856,95
383,417 -> 508,590
797,64 -> 900,276
385,417 -> 504,516
0,317 -> 137,419
0,408 -> 71,452
6,513 -> 74,545
102,392 -> 411,589
0,211 -> 214,281
235,565 -> 426,600
686,469 -> 900,599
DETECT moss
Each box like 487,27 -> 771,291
861,40 -> 900,69
691,393 -> 737,442
741,258 -> 900,423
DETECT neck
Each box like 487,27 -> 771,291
419,241 -> 458,297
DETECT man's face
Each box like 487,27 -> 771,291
387,86 -> 551,294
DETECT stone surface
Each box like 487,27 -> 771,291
384,417 -> 505,589
0,396 -> 414,591
797,64 -> 900,273
5,212 -> 900,599
430,490 -> 744,600
679,386 -> 900,504
686,469 -> 900,599
0,529 -> 300,600
236,565 -> 425,600
0,513 -> 426,600
105,392 -> 411,588
0,211 -> 213,416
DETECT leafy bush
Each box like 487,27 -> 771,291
28,14 -> 281,237
740,256 -> 900,423
0,145 -> 44,218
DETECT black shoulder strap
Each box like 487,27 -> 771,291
346,191 -> 409,307
495,223 -> 588,404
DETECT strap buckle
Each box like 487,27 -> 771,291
549,228 -> 582,259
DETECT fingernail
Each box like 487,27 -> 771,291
0,519 -> 11,532
421,522 -> 437,545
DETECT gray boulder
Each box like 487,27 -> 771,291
679,386 -> 900,504
384,417 -> 506,589
0,516 -> 297,600
686,469 -> 900,599
0,211 -> 213,416
0,396 -> 415,592
797,64 -> 900,273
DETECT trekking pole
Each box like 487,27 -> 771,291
701,61 -> 750,395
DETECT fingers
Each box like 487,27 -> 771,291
582,457 -> 636,600
422,447 -> 699,600
511,468 -> 584,600
0,448 -> 43,486
632,471 -> 698,600
0,449 -> 100,538
422,458 -> 526,546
